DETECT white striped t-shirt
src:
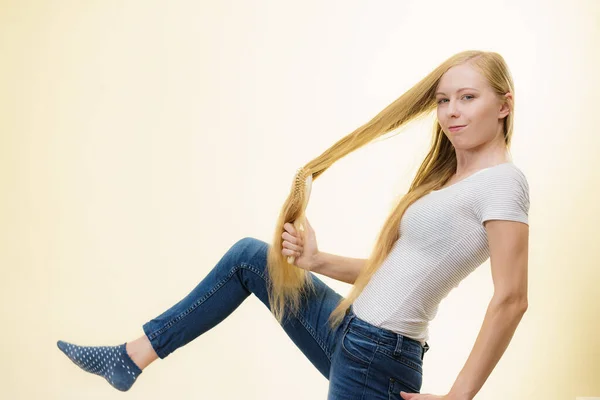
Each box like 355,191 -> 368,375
352,162 -> 530,345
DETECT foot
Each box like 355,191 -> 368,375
56,340 -> 142,392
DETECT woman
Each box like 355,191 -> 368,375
57,50 -> 530,400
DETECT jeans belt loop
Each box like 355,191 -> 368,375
393,334 -> 404,357
342,308 -> 353,332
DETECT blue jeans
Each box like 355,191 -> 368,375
142,237 -> 429,399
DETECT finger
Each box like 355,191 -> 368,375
281,248 -> 301,257
285,225 -> 305,245
282,231 -> 301,245
283,249 -> 302,259
293,230 -> 303,245
283,222 -> 297,236
283,240 -> 303,253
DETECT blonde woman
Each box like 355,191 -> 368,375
57,50 -> 530,400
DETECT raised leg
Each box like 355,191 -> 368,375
57,237 -> 347,392
141,237 -> 346,379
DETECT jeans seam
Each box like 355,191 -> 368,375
360,344 -> 377,400
145,261 -> 333,363
341,329 -> 372,366
243,262 -> 333,361
347,327 -> 378,342
294,313 -> 333,362
145,263 -> 265,341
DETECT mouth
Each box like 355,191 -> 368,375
449,125 -> 466,132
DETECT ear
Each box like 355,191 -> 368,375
499,92 -> 512,118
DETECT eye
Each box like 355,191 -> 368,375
436,94 -> 475,105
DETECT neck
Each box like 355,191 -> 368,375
454,142 -> 510,175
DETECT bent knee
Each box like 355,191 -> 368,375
232,236 -> 266,250
228,237 -> 270,264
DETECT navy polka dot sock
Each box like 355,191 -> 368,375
57,340 -> 143,392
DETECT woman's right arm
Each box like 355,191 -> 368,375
311,252 -> 366,285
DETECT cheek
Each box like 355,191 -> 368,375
465,104 -> 490,125
474,107 -> 499,128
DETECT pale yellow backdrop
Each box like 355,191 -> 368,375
1,0 -> 598,399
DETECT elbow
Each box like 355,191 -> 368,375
492,293 -> 528,313
514,295 -> 528,312
519,300 -> 528,314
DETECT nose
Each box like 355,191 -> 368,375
446,100 -> 460,119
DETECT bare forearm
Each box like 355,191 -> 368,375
448,297 -> 528,400
311,252 -> 366,284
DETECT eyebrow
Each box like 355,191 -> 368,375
435,87 -> 480,96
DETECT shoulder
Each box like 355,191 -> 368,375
473,162 -> 531,225
480,162 -> 530,194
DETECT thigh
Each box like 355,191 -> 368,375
327,325 -> 379,400
276,270 -> 347,379
237,237 -> 347,379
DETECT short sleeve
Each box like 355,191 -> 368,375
474,168 -> 530,225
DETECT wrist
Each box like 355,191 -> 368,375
447,389 -> 473,400
310,252 -> 323,272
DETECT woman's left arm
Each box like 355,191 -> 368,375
401,219 -> 529,400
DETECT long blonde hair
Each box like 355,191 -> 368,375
266,50 -> 515,328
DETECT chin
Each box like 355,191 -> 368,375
448,140 -> 473,150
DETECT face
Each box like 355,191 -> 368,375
435,63 -> 511,150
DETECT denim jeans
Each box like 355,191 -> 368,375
142,237 -> 429,399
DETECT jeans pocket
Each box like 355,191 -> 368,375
341,328 -> 376,366
377,346 -> 424,375
388,376 -> 421,399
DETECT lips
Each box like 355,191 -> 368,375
449,125 -> 466,132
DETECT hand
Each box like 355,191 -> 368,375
281,217 -> 319,271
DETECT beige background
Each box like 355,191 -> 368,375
1,0 -> 599,399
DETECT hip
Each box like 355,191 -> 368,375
327,306 -> 429,399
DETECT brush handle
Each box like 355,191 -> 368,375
287,174 -> 312,265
